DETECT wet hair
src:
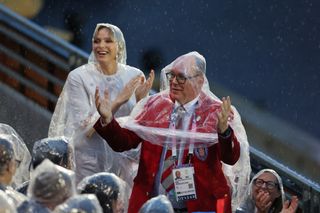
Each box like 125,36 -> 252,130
31,137 -> 70,170
139,195 -> 174,213
77,172 -> 122,213
0,136 -> 14,174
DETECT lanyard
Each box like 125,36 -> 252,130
170,108 -> 197,165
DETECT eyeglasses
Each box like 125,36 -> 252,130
166,72 -> 200,84
254,178 -> 278,190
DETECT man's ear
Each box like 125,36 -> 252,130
198,74 -> 204,86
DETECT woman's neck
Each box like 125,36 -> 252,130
99,61 -> 117,75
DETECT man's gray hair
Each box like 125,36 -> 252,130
189,51 -> 206,74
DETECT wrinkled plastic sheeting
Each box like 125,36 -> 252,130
31,136 -> 74,170
77,172 -> 129,213
119,116 -> 219,148
0,190 -> 17,213
139,195 -> 174,213
54,194 -> 103,213
28,159 -> 75,209
0,123 -> 31,188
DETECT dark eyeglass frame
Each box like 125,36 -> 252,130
254,178 -> 279,190
165,71 -> 200,84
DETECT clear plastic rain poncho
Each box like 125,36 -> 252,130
0,135 -> 28,206
0,136 -> 15,177
77,172 -> 129,213
31,137 -> 74,170
17,137 -> 75,195
237,169 -> 285,213
26,159 -> 75,210
139,195 -> 174,213
0,190 -> 17,213
0,123 -> 31,188
48,23 -> 144,185
54,194 -> 103,213
117,51 -> 250,211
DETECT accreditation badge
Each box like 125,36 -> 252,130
172,165 -> 197,201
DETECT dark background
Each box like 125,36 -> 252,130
32,0 -> 320,140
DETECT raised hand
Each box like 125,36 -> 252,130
95,86 -> 113,125
135,69 -> 155,102
217,96 -> 232,134
281,196 -> 299,213
112,75 -> 142,114
255,191 -> 273,213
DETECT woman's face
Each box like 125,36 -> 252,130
252,172 -> 281,204
92,27 -> 118,65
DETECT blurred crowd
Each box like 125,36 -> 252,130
0,124 -> 174,213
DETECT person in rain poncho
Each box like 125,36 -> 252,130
139,195 -> 174,213
77,172 -> 128,213
48,23 -> 154,185
17,159 -> 75,212
237,169 -> 299,213
0,135 -> 27,207
0,123 -> 31,188
54,194 -> 103,213
16,136 -> 74,195
94,51 -> 250,213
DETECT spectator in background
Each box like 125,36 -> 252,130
237,169 -> 299,213
30,136 -> 74,170
48,23 -> 154,187
94,51 -> 250,212
0,123 -> 31,188
17,159 -> 75,212
139,195 -> 174,213
77,172 -> 128,213
16,136 -> 74,195
0,135 -> 27,206
54,194 -> 103,213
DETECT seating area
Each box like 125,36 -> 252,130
0,4 -> 87,111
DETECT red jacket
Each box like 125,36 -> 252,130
94,92 -> 240,213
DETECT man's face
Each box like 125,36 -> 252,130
167,56 -> 203,104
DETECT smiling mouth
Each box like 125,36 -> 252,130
171,87 -> 183,92
96,51 -> 109,56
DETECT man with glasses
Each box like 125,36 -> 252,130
94,51 -> 250,213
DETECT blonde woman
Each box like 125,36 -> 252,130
49,23 -> 154,188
